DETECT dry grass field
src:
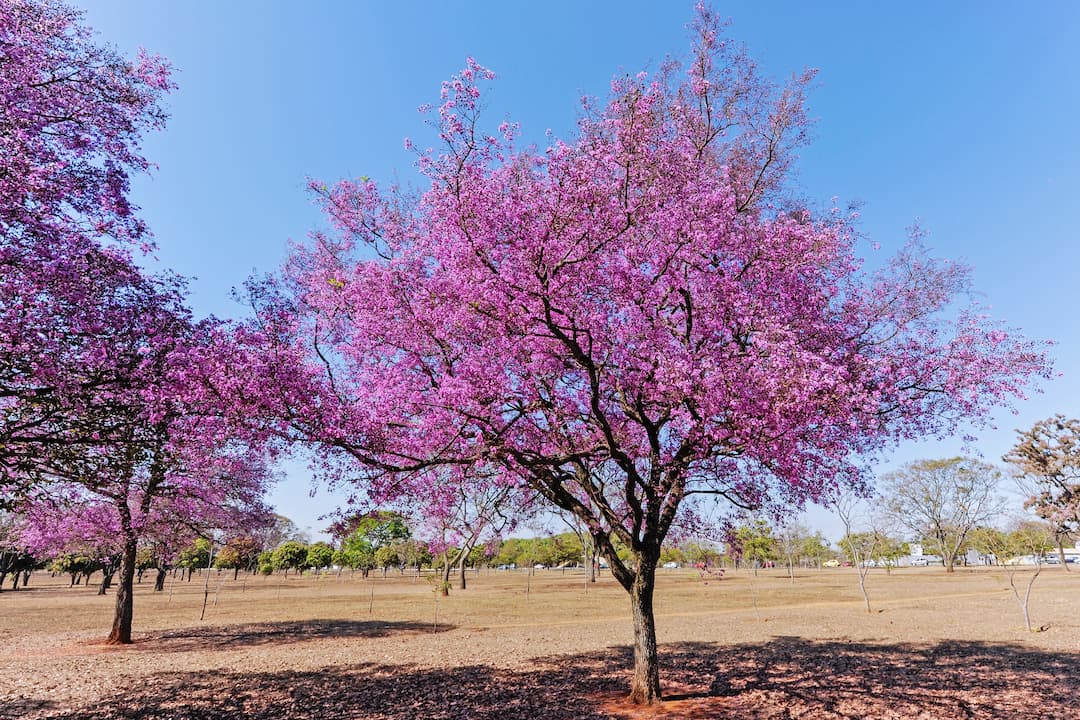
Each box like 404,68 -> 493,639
1,565 -> 1078,719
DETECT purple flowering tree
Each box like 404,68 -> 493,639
1,0 -> 172,491
237,6 -> 1049,704
1,0 -> 273,644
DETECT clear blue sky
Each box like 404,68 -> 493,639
75,1 -> 1080,541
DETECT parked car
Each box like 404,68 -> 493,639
823,559 -> 840,568
662,561 -> 680,569
910,557 -> 929,567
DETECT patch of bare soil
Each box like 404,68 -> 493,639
1,566 -> 1078,719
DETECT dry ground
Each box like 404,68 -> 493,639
1,564 -> 1078,719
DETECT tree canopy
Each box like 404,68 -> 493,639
1005,415 -> 1080,541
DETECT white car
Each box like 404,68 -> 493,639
910,557 -> 929,566
662,561 -> 679,569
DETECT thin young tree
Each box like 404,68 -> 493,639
969,520 -> 1055,632
834,492 -> 879,613
775,522 -> 814,584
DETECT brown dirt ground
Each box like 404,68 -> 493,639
1,565 -> 1078,719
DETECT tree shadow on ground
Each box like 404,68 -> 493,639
23,637 -> 1080,720
0,698 -> 56,719
133,619 -> 453,653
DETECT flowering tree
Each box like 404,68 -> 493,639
14,290 -> 275,643
238,7 -> 1050,704
1,0 -> 172,494
0,0 -> 273,644
20,432 -> 272,640
7,248 -> 273,643
18,497 -> 124,590
418,473 -> 530,591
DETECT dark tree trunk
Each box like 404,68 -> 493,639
98,570 -> 114,595
233,567 -> 240,581
9,573 -> 18,590
0,571 -> 7,592
154,568 -> 167,592
627,558 -> 662,705
456,547 -> 471,591
106,537 -> 138,644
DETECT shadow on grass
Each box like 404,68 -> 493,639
0,699 -> 57,719
135,619 -> 453,652
19,637 -> 1080,719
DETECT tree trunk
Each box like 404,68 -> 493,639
106,536 -> 138,644
10,573 -> 19,590
627,559 -> 662,705
856,565 -> 871,613
456,546 -> 471,590
154,568 -> 167,592
941,533 -> 956,573
1057,537 -> 1070,572
98,569 -> 115,595
438,553 -> 453,594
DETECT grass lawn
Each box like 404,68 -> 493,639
2,564 -> 1078,718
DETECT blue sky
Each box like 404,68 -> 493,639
75,1 -> 1080,541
